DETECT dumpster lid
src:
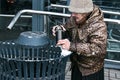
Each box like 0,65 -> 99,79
15,31 -> 50,46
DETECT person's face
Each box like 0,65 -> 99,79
71,12 -> 88,24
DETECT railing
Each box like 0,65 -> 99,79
1,4 -> 120,27
6,10 -> 70,29
2,9 -> 120,29
0,8 -> 120,27
0,8 -> 120,69
1,9 -> 119,35
50,4 -> 120,16
93,0 -> 120,11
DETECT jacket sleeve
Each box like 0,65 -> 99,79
69,22 -> 107,57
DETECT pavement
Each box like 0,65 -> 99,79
65,62 -> 120,80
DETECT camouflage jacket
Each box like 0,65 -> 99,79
64,5 -> 107,76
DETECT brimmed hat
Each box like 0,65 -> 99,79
68,0 -> 93,13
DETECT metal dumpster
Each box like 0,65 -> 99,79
0,31 -> 70,80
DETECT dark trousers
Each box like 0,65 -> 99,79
71,65 -> 104,80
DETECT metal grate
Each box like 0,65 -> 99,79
0,41 -> 69,80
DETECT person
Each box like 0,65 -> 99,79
52,0 -> 107,80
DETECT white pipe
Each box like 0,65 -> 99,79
105,59 -> 120,63
7,9 -> 70,29
50,4 -> 120,16
6,9 -> 120,29
1,14 -> 120,24
104,18 -> 120,24
0,14 -> 31,18
51,4 -> 69,8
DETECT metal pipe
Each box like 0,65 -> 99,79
7,9 -> 120,29
104,18 -> 120,24
107,49 -> 120,53
1,14 -> 120,24
107,39 -> 120,42
105,59 -> 120,63
1,15 -> 119,24
7,9 -> 70,29
0,14 -> 31,18
49,4 -> 120,24
50,4 -> 120,16
102,10 -> 120,16
50,4 -> 69,8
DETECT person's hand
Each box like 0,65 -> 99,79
57,39 -> 70,50
52,25 -> 66,36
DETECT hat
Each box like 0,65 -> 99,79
68,0 -> 93,13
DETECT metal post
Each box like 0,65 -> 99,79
0,0 -> 1,29
67,0 -> 70,6
32,0 -> 44,31
0,0 -> 1,13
